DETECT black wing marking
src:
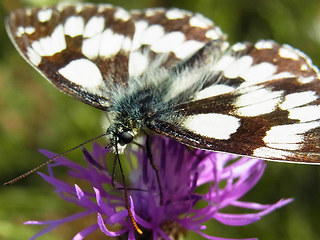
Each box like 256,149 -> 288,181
149,40 -> 320,164
6,3 -> 224,110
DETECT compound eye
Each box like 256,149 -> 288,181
118,131 -> 134,145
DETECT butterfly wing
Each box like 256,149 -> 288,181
6,3 -> 224,110
148,40 -> 320,163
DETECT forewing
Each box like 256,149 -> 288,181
6,3 -> 224,110
149,40 -> 320,164
6,4 -> 124,110
127,8 -> 226,75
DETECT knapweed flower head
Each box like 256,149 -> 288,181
26,136 -> 292,240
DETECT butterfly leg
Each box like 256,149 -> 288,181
146,135 -> 163,205
111,153 -> 118,188
114,140 -> 143,234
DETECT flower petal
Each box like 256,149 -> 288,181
72,223 -> 99,240
97,213 -> 128,237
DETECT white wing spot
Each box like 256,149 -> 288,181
37,9 -> 53,22
26,47 -> 41,66
131,21 -> 148,51
255,40 -> 273,49
263,130 -> 303,150
280,91 -> 317,109
151,31 -> 185,53
82,34 -> 101,59
221,42 -> 230,51
31,41 -> 45,56
16,26 -> 25,37
114,8 -> 130,21
194,85 -> 235,100
254,147 -> 289,160
32,24 -> 66,56
235,99 -> 280,117
26,8 -> 32,16
223,56 -> 253,78
64,16 -> 84,37
231,42 -> 247,52
173,40 -> 204,59
99,29 -> 124,58
183,113 -> 240,140
299,76 -> 315,84
51,24 -> 66,54
265,122 -> 320,140
301,64 -> 308,71
75,4 -> 84,13
25,26 -> 35,35
165,9 -> 185,19
97,4 -> 112,13
58,59 -> 104,90
145,8 -> 163,17
141,25 -> 165,45
239,62 -> 277,86
235,88 -> 283,117
266,143 -> 302,151
288,106 -> 320,122
189,15 -> 209,28
16,26 -> 36,36
279,46 -> 299,60
236,87 -> 282,106
191,13 -> 213,27
38,37 -> 55,56
129,51 -> 149,76
266,72 -> 295,81
261,122 -> 320,152
122,36 -> 132,52
206,29 -> 220,40
83,16 -> 105,38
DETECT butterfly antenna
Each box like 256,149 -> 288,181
114,138 -> 143,235
4,133 -> 108,186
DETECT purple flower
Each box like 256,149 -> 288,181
25,136 -> 292,240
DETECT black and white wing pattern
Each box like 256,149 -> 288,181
6,3 -> 225,110
7,3 -> 320,164
149,40 -> 320,163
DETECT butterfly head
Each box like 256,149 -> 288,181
104,110 -> 141,153
118,131 -> 134,145
105,127 -> 135,153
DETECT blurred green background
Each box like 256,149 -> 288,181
1,0 -> 320,239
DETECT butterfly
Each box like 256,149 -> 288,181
6,3 -> 320,165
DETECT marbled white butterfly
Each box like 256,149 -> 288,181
6,3 -> 320,167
